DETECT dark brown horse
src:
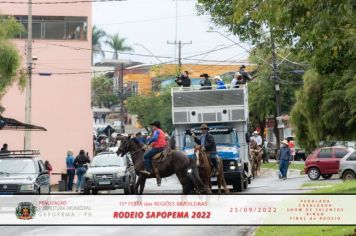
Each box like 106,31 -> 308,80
194,146 -> 229,194
249,141 -> 262,178
117,136 -> 207,194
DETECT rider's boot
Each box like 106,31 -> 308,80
157,178 -> 161,186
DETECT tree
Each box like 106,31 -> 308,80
126,91 -> 172,132
197,0 -> 356,148
92,25 -> 106,65
0,16 -> 25,112
91,75 -> 118,108
248,42 -> 303,145
105,33 -> 133,60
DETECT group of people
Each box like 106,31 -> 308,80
66,149 -> 90,192
175,65 -> 252,89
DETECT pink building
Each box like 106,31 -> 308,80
0,0 -> 92,183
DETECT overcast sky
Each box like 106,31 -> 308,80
93,0 -> 251,65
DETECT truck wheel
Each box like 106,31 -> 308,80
343,170 -> 356,181
233,173 -> 244,192
308,167 -> 320,180
321,174 -> 332,179
92,189 -> 98,195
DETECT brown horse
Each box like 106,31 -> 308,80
194,146 -> 229,194
117,136 -> 207,194
249,141 -> 262,178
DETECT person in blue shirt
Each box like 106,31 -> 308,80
214,76 -> 227,89
66,150 -> 75,191
133,132 -> 145,146
278,140 -> 292,180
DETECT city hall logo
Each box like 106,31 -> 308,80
15,202 -> 37,220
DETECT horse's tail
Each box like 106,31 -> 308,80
187,158 -> 206,194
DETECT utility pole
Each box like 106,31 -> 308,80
24,0 -> 32,149
167,40 -> 192,73
270,30 -> 282,150
270,30 -> 281,117
119,63 -> 125,134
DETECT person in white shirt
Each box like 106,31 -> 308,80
251,131 -> 262,147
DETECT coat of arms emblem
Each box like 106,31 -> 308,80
15,202 -> 37,220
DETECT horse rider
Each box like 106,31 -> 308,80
192,124 -> 219,175
140,121 -> 167,176
251,130 -> 263,147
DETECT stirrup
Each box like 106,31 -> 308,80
140,170 -> 151,176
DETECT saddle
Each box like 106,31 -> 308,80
151,149 -> 170,186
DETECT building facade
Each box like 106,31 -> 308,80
0,0 -> 92,183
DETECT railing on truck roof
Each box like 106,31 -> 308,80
171,85 -> 248,124
0,150 -> 40,157
171,84 -> 245,92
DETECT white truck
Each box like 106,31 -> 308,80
171,85 -> 252,192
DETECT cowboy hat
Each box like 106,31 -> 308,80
200,73 -> 209,78
252,131 -> 259,135
200,124 -> 209,130
213,75 -> 222,80
149,121 -> 161,128
281,140 -> 289,145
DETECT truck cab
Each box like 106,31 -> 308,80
171,85 -> 251,192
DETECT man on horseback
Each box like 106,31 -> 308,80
140,121 -> 167,176
192,124 -> 219,175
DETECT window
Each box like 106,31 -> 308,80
347,152 -> 356,161
14,15 -> 87,40
335,149 -> 348,158
319,148 -> 333,158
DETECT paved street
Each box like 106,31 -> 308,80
0,225 -> 255,236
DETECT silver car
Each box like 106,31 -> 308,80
339,149 -> 356,181
84,152 -> 136,194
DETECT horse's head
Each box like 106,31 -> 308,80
116,136 -> 131,156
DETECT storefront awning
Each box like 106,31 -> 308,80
0,116 -> 47,131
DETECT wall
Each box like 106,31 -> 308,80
0,0 -> 92,184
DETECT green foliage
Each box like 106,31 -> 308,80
198,0 -> 356,150
105,33 -> 133,60
91,75 -> 118,108
126,91 -> 172,132
0,16 -> 25,112
92,25 -> 106,63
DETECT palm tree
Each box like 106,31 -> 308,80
92,25 -> 106,64
105,33 -> 133,60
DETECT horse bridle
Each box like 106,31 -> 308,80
120,138 -> 146,156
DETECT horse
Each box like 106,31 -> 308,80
116,136 -> 208,194
194,146 -> 229,194
249,141 -> 262,178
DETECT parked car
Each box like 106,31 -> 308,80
339,149 -> 356,181
0,150 -> 50,194
304,146 -> 351,180
84,152 -> 136,194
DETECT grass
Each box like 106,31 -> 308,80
301,182 -> 337,188
262,162 -> 305,172
255,181 -> 356,235
255,226 -> 355,236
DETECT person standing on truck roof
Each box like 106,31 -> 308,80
214,76 -> 227,89
192,124 -> 219,176
140,121 -> 167,176
200,73 -> 212,90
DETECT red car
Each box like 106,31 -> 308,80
304,146 -> 349,180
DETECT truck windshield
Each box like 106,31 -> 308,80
185,132 -> 236,148
0,159 -> 37,174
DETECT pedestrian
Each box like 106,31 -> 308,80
66,150 -> 76,191
250,131 -> 263,147
214,76 -> 227,89
74,150 -> 90,192
199,73 -> 212,90
278,140 -> 292,180
192,124 -> 219,175
102,113 -> 106,124
0,143 -> 9,154
44,160 -> 52,174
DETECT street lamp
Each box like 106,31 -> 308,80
134,43 -> 163,64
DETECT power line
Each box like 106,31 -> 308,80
0,0 -> 125,4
